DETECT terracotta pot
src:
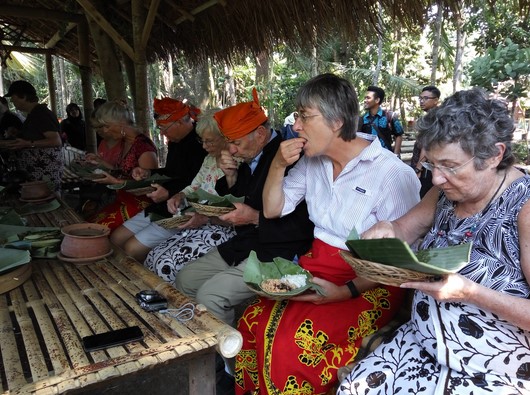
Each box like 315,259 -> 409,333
60,223 -> 111,259
20,181 -> 52,199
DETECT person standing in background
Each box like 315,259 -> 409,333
360,85 -> 404,157
3,80 -> 64,192
0,96 -> 23,139
410,86 -> 441,197
60,102 -> 86,150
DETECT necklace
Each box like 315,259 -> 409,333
438,170 -> 507,245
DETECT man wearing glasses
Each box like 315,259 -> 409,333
411,86 -> 441,197
110,97 -> 206,260
175,89 -> 314,327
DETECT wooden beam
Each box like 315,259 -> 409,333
141,0 -> 161,49
1,45 -> 54,55
173,0 -> 226,26
76,0 -> 135,60
0,5 -> 84,23
45,22 -> 78,49
45,53 -> 58,116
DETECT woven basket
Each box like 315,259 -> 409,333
155,215 -> 190,229
127,186 -> 156,196
189,202 -> 234,216
339,250 -> 437,287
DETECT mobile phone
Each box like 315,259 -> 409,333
82,326 -> 144,352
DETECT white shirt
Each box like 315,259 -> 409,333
280,134 -> 421,249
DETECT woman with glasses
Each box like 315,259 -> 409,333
143,110 -> 238,283
235,74 -> 420,395
338,88 -> 530,395
111,109 -> 235,274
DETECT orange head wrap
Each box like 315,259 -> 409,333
153,97 -> 201,124
214,88 -> 268,140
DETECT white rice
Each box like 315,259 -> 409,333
281,274 -> 307,288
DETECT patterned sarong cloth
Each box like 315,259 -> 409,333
235,238 -> 405,395
18,147 -> 64,192
89,189 -> 152,231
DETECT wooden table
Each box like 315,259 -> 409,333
0,196 -> 242,394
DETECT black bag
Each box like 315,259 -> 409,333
359,110 -> 396,149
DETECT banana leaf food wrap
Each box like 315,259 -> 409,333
344,227 -> 472,275
1,225 -> 62,259
244,251 -> 324,299
186,189 -> 245,207
0,248 -> 31,274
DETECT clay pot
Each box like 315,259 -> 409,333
20,181 -> 52,200
60,223 -> 111,259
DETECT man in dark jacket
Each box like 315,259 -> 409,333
110,97 -> 206,261
175,89 -> 314,326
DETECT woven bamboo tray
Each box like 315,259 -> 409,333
189,202 -> 234,216
127,186 -> 156,196
155,215 -> 190,229
339,250 -> 437,287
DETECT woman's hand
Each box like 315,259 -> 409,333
146,183 -> 169,203
177,212 -> 209,229
361,221 -> 396,239
290,277 -> 350,304
401,273 -> 475,303
275,138 -> 306,167
167,192 -> 186,214
85,153 -> 101,165
132,167 -> 151,181
219,202 -> 259,226
3,138 -> 29,150
91,171 -> 124,185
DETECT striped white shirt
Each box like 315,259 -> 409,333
280,133 -> 421,249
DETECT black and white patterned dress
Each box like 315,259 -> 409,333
143,223 -> 236,283
338,176 -> 530,395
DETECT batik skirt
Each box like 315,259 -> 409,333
235,238 -> 406,395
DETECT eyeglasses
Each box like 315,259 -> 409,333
418,96 -> 437,102
197,137 -> 217,147
420,156 -> 475,176
155,120 -> 178,133
293,111 -> 320,123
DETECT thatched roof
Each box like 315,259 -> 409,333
0,0 -> 454,70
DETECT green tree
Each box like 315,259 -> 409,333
468,38 -> 530,114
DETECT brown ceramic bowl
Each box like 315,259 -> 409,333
20,181 -> 52,200
60,223 -> 111,259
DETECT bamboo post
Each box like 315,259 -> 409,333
45,53 -> 57,116
77,20 -> 96,153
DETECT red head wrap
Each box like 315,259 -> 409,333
214,88 -> 267,140
153,97 -> 201,124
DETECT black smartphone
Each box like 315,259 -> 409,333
82,326 -> 144,352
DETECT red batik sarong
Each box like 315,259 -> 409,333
235,238 -> 406,395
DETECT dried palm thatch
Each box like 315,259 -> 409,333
0,0 -> 473,70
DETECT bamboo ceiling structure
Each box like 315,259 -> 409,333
0,0 -> 483,151
0,0 -> 460,70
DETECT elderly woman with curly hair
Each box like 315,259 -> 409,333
338,88 -> 530,395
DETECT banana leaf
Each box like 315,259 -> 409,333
0,226 -> 62,259
0,248 -> 31,274
122,174 -> 172,190
345,237 -> 472,275
243,251 -> 324,298
16,199 -> 60,216
67,161 -> 106,177
186,189 -> 244,208
0,207 -> 25,226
